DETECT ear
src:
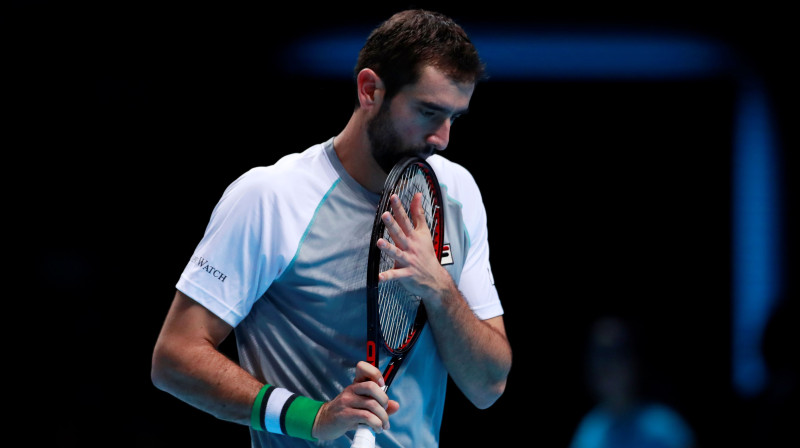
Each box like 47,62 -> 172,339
356,68 -> 384,111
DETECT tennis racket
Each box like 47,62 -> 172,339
351,156 -> 445,448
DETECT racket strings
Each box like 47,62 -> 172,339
387,166 -> 440,243
378,280 -> 420,351
377,164 -> 439,353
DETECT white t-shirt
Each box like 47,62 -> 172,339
177,138 -> 502,447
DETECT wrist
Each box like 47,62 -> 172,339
427,273 -> 458,309
251,384 -> 324,441
310,401 -> 327,440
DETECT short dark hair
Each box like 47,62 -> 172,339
354,9 -> 485,103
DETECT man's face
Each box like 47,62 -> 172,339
367,65 -> 475,174
367,99 -> 431,174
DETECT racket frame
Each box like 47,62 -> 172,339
365,156 -> 445,387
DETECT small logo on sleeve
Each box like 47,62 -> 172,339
190,255 -> 228,282
440,243 -> 454,266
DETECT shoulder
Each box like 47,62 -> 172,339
570,407 -> 612,448
244,143 -> 334,186
639,402 -> 692,427
426,154 -> 482,204
637,402 -> 695,443
426,154 -> 476,185
223,143 -> 338,202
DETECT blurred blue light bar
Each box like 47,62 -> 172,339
279,30 -> 366,78
279,28 -> 732,80
471,30 -> 731,79
731,77 -> 782,397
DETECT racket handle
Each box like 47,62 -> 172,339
351,424 -> 376,448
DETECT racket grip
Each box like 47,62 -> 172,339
351,424 -> 376,448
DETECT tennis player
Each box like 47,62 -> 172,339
151,9 -> 512,447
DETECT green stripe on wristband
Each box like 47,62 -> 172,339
283,395 -> 325,441
250,384 -> 272,431
250,383 -> 324,441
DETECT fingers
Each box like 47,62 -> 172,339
379,214 -> 407,253
352,381 -> 390,413
312,367 -> 395,440
348,378 -> 392,433
389,194 -> 415,235
408,192 -> 426,227
386,399 -> 400,416
380,193 -> 425,244
355,361 -> 385,388
353,361 -> 391,430
376,192 -> 442,290
378,192 -> 427,255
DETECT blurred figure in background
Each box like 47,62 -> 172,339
569,315 -> 696,448
736,291 -> 798,445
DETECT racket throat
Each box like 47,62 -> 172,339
382,356 -> 403,386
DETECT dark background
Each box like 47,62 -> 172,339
17,1 -> 796,446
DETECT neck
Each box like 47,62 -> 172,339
333,114 -> 387,193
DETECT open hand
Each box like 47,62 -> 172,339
376,193 -> 447,299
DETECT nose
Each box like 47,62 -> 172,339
426,119 -> 451,151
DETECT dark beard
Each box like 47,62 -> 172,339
367,102 -> 433,173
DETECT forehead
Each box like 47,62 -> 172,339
398,65 -> 475,110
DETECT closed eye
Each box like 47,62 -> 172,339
419,101 -> 469,122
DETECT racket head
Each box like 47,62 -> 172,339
366,157 -> 445,369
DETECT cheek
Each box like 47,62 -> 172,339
394,114 -> 429,141
390,104 -> 424,138
394,121 -> 419,139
